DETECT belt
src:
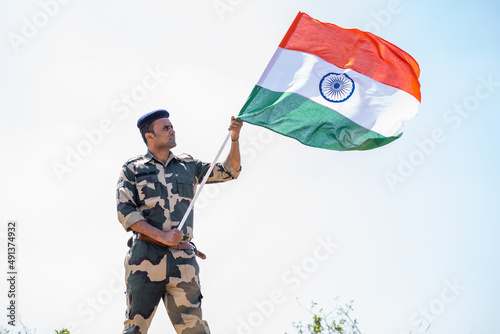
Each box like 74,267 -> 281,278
135,233 -> 206,260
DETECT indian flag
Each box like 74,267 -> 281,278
236,12 -> 421,151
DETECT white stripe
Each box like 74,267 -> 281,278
257,48 -> 420,137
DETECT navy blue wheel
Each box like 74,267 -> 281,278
319,73 -> 355,103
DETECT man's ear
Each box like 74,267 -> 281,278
145,132 -> 155,142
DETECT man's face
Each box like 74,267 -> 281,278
150,118 -> 176,150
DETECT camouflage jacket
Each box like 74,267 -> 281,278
116,150 -> 240,240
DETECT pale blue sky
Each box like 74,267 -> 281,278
1,0 -> 499,333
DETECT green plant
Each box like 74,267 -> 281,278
287,299 -> 361,334
0,326 -> 69,334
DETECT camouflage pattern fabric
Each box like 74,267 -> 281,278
123,240 -> 208,334
117,151 -> 240,334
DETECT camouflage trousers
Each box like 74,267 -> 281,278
122,239 -> 210,334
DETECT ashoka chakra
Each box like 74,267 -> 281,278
319,73 -> 355,103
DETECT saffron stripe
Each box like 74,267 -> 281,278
279,12 -> 421,101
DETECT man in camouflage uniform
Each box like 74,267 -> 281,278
116,109 -> 242,334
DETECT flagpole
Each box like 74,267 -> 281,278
177,131 -> 232,231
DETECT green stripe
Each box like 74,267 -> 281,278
236,86 -> 401,151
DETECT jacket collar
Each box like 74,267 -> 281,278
144,150 -> 177,166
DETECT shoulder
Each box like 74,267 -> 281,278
174,153 -> 197,163
121,154 -> 151,170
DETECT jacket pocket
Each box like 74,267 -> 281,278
136,173 -> 162,205
176,175 -> 195,199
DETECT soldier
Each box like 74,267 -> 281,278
116,109 -> 242,334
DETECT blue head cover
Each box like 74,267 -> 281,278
137,109 -> 170,129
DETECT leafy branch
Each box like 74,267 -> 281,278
0,326 -> 70,334
287,299 -> 361,334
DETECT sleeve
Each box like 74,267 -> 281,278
195,159 -> 241,184
116,163 -> 145,231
